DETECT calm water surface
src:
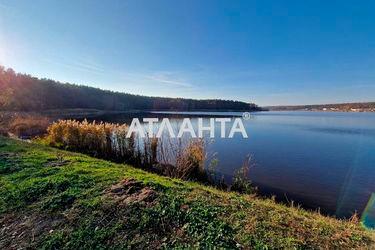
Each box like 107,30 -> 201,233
93,111 -> 375,224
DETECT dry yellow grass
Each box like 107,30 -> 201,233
46,119 -> 207,182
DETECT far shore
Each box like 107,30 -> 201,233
265,101 -> 375,113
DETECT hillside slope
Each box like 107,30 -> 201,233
0,137 -> 373,249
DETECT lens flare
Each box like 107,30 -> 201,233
361,193 -> 375,229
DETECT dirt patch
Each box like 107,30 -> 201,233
0,213 -> 64,249
0,152 -> 17,158
44,155 -> 70,167
44,159 -> 70,168
105,178 -> 158,206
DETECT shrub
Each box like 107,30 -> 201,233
0,128 -> 8,137
10,115 -> 50,138
0,113 -> 8,136
231,155 -> 256,194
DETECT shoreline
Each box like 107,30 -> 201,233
0,136 -> 373,248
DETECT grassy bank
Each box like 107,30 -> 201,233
0,137 -> 373,249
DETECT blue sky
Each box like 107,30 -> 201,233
1,0 -> 375,106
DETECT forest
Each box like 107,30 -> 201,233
0,66 -> 260,112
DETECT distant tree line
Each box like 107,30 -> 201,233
0,66 -> 260,112
266,102 -> 375,111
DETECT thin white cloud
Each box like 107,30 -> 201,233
73,60 -> 106,74
38,54 -> 106,76
38,53 -> 194,88
145,72 -> 193,87
27,49 -> 195,89
147,76 -> 192,87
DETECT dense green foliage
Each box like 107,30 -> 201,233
0,137 -> 373,249
0,66 -> 260,112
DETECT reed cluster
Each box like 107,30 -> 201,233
155,137 -> 206,181
231,155 -> 255,194
46,120 -> 207,182
46,119 -> 254,192
46,119 -> 135,162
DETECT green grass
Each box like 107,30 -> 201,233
0,136 -> 374,249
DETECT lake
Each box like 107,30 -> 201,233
90,111 -> 375,226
